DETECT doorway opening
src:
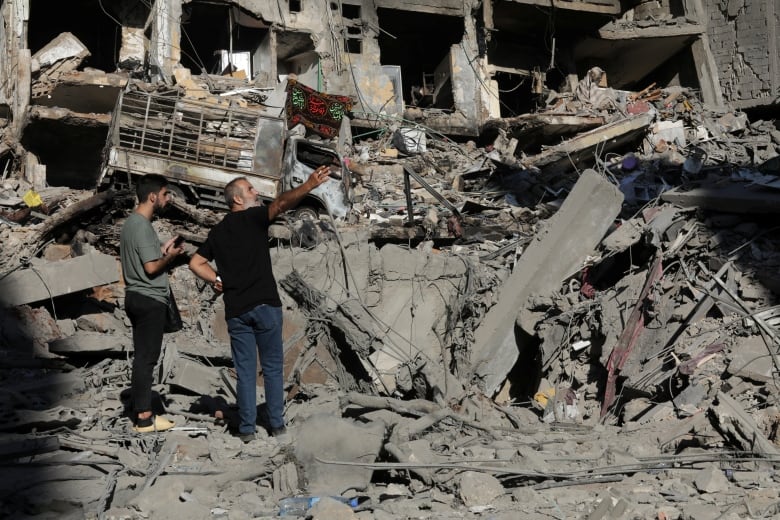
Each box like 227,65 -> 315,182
377,8 -> 464,110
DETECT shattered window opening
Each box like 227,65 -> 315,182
377,8 -> 463,109
341,3 -> 361,20
180,1 -> 267,79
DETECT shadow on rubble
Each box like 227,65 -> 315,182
490,147 -> 780,433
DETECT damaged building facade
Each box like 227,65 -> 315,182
5,1 -> 780,519
1,0 -> 777,178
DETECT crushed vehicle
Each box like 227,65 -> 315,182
97,86 -> 352,218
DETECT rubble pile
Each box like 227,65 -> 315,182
4,63 -> 780,520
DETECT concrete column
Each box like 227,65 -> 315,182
768,0 -> 779,97
150,0 -> 182,81
691,36 -> 725,108
687,0 -> 725,108
12,49 -> 31,138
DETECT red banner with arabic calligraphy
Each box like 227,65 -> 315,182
284,79 -> 353,139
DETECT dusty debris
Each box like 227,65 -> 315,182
3,1 -> 780,519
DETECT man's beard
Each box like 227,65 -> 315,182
242,197 -> 260,209
152,200 -> 168,215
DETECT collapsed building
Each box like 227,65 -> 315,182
3,0 -> 780,519
1,0 -> 777,182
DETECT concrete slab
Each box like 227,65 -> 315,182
470,169 -> 623,395
727,335 -> 774,383
166,358 -> 223,396
0,252 -> 120,307
526,114 -> 652,174
294,414 -> 384,495
48,331 -> 132,355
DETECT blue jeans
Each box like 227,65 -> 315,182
227,304 -> 284,434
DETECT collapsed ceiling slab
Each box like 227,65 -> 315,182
575,31 -> 702,89
32,71 -> 127,114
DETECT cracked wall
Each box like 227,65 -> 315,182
706,0 -> 778,108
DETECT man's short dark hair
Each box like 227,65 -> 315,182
136,174 -> 168,203
224,177 -> 247,208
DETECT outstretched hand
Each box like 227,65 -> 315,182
306,165 -> 331,189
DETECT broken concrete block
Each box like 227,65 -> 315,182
470,169 -> 624,395
0,252 -> 120,307
13,304 -> 62,357
211,307 -> 230,345
672,381 -> 709,411
651,120 -> 685,148
728,336 -> 774,383
294,414 -> 384,495
528,114 -> 652,173
309,496 -> 357,520
166,358 -> 223,396
601,218 -> 645,253
458,471 -> 504,507
694,465 -> 731,494
31,32 -> 90,74
42,243 -> 72,261
76,312 -> 125,333
273,462 -> 299,498
49,331 -> 132,355
56,318 -> 76,337
710,391 -> 779,455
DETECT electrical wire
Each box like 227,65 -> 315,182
459,41 -> 518,117
97,0 -> 124,28
136,0 -> 209,76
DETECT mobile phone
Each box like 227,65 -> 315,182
173,236 -> 184,247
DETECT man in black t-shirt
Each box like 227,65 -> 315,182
189,167 -> 331,441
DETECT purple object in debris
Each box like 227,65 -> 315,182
622,153 -> 638,171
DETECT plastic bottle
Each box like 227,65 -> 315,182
278,496 -> 359,516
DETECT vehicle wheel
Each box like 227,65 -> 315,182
292,205 -> 320,221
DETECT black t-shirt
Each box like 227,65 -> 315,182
197,205 -> 281,319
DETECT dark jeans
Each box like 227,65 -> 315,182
125,291 -> 167,415
226,304 -> 284,434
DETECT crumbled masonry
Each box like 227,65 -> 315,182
3,1 -> 780,519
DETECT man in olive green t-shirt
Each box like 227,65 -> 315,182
119,174 -> 183,433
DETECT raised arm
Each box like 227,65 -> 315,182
267,165 -> 331,221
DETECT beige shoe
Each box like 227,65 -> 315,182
133,416 -> 175,433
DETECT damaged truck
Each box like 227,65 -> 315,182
97,86 -> 352,218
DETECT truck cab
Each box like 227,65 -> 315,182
98,86 -> 352,218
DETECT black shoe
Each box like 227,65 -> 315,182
270,427 -> 287,437
238,432 -> 256,443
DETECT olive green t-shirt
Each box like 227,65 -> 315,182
120,212 -> 169,304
